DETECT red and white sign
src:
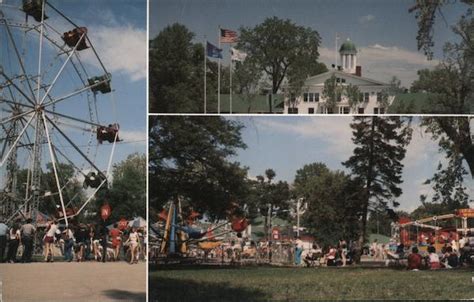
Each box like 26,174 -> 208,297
272,227 -> 280,240
100,203 -> 111,221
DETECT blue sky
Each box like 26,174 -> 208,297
151,0 -> 468,87
1,0 -> 147,180
228,116 -> 473,213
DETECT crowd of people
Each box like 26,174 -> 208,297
0,216 -> 146,264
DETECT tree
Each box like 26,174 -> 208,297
149,23 -> 219,113
293,163 -> 364,246
148,116 -> 249,219
409,0 -> 473,60
344,83 -> 362,111
232,60 -> 262,113
420,138 -> 470,210
322,75 -> 344,113
97,153 -> 147,222
343,117 -> 412,248
422,117 -> 474,177
238,17 -> 323,94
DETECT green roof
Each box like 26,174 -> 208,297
388,92 -> 474,114
340,40 -> 357,54
207,94 -> 285,114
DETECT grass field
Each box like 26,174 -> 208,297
149,266 -> 474,301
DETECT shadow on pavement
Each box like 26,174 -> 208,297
102,289 -> 146,301
149,277 -> 268,302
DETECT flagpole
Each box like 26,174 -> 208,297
218,26 -> 221,114
230,45 -> 233,114
204,38 -> 207,114
335,33 -> 338,70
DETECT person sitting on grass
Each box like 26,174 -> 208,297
427,245 -> 441,270
442,246 -> 458,269
407,246 -> 422,270
326,245 -> 337,266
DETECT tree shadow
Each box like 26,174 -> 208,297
102,289 -> 146,301
149,276 -> 269,302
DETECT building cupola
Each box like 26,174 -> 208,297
339,39 -> 358,74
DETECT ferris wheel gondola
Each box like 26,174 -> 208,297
0,0 -> 121,227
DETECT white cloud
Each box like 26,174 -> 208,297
119,129 -> 147,146
85,25 -> 147,82
319,44 -> 438,87
359,14 -> 376,24
254,117 -> 354,159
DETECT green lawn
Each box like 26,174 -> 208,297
150,266 -> 474,301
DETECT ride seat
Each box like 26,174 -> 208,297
23,0 -> 48,22
88,73 -> 112,94
62,27 -> 89,51
97,123 -> 121,144
83,171 -> 105,189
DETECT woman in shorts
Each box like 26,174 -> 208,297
125,227 -> 140,264
44,220 -> 58,262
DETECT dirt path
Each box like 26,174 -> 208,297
0,262 -> 146,302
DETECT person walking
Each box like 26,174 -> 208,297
126,227 -> 140,264
20,218 -> 36,263
44,220 -> 58,262
109,223 -> 122,261
6,223 -> 21,263
63,226 -> 75,262
0,217 -> 8,263
100,222 -> 108,263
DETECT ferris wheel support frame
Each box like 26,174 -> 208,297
1,0 -> 119,225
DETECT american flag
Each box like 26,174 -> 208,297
220,28 -> 238,43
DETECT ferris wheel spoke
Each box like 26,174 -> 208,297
40,111 -> 69,227
44,114 -> 107,180
44,109 -> 103,128
0,111 -> 35,168
41,80 -> 105,108
52,144 -> 87,178
0,71 -> 36,106
2,16 -> 36,100
39,32 -> 86,106
0,109 -> 35,125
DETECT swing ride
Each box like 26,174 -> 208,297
0,0 -> 121,228
153,199 -> 249,263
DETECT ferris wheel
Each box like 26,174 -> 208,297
0,0 -> 121,227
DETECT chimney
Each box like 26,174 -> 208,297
355,66 -> 362,77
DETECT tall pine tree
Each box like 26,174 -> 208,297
343,117 -> 412,250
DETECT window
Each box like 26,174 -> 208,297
377,92 -> 383,102
339,106 -> 350,114
342,78 -> 346,83
308,108 -> 314,114
309,93 -> 314,102
315,93 -> 320,102
364,92 -> 370,102
380,107 -> 385,114
327,108 -> 334,114
358,108 -> 365,114
303,93 -> 308,102
337,93 -> 342,102
288,107 -> 298,114
373,107 -> 379,114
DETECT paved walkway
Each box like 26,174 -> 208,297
0,262 -> 146,302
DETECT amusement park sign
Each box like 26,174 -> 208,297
456,208 -> 474,218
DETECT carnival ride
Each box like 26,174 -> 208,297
152,199 -> 249,263
0,0 -> 121,228
393,209 -> 474,254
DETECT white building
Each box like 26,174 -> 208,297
284,39 -> 393,114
